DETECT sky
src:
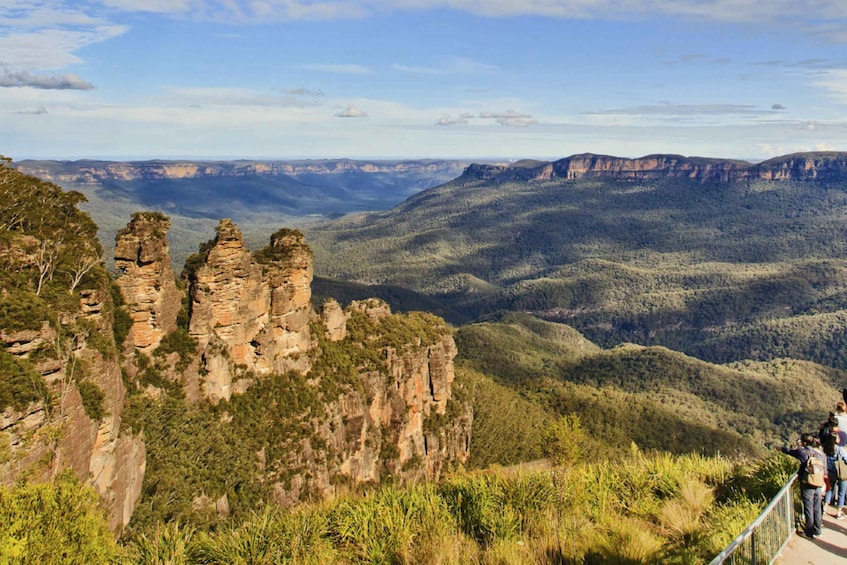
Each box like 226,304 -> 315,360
3,1 -> 847,161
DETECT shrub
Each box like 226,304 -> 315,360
77,380 -> 107,421
0,346 -> 48,412
0,470 -> 117,564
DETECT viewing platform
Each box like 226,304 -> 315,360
776,511 -> 847,565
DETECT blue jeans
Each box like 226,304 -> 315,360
801,486 -> 823,536
825,478 -> 847,510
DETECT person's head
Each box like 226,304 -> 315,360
801,432 -> 817,447
837,400 -> 847,415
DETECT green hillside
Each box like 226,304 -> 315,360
454,313 -> 843,460
305,173 -> 847,367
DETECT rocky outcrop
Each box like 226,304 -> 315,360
114,213 -> 182,353
0,290 -> 145,534
114,216 -> 471,506
187,220 -> 313,401
274,299 -> 472,505
458,151 -> 847,184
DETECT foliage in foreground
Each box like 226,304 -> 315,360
118,451 -> 795,564
0,470 -> 117,565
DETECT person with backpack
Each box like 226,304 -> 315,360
820,417 -> 841,513
781,432 -> 827,538
830,437 -> 847,520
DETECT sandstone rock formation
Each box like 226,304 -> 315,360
187,220 -> 313,401
0,290 -> 145,533
459,151 -> 847,184
114,212 -> 182,353
112,216 -> 471,506
273,299 -> 471,505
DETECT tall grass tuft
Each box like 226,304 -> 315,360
659,478 -> 714,541
328,483 -> 455,564
126,521 -> 195,565
590,518 -> 665,564
191,505 -> 336,564
438,472 -> 521,547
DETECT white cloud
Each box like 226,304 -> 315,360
335,104 -> 367,117
436,113 -> 468,125
278,87 -> 325,97
94,1 -> 847,25
0,69 -> 93,89
812,69 -> 847,104
594,103 -> 766,116
98,0 -> 191,13
160,86 -> 323,107
0,25 -> 128,70
479,110 -> 533,119
15,106 -> 48,115
477,109 -> 538,127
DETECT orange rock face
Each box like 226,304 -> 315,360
186,220 -> 314,401
114,213 -> 182,353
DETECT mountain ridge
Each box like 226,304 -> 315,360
459,151 -> 847,184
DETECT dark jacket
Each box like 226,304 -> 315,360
782,445 -> 827,486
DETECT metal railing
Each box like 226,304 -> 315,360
709,474 -> 797,565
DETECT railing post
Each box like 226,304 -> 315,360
751,529 -> 757,565
708,474 -> 797,565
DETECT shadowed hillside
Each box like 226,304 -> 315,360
304,152 -> 847,368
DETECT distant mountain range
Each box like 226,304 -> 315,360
11,157 -> 471,270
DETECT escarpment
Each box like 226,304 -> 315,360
459,151 -> 847,184
0,162 -> 144,534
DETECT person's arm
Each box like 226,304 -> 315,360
781,446 -> 802,458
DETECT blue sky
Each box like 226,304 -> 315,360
2,1 -> 847,161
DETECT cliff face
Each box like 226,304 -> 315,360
459,151 -> 847,184
277,300 -> 471,505
0,161 -> 145,534
0,291 -> 145,534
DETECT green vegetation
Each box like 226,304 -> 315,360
254,227 -> 312,264
122,309 -> 456,534
0,158 -> 117,417
0,346 -> 48,412
455,314 -> 843,464
116,451 -> 795,564
0,470 -> 118,564
77,380 -> 107,421
304,174 -> 847,370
